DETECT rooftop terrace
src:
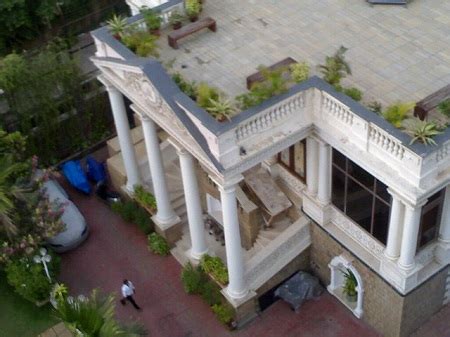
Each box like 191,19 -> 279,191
158,0 -> 450,106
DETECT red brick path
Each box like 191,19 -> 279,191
59,189 -> 382,337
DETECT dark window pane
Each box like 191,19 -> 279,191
376,180 -> 390,203
419,206 -> 440,248
332,149 -> 346,169
346,179 -> 373,232
428,189 -> 444,203
332,166 -> 346,212
372,199 -> 390,245
347,161 -> 374,189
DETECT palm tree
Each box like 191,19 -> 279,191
318,46 -> 351,86
55,289 -> 147,337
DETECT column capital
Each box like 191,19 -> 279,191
210,174 -> 243,192
135,110 -> 152,122
97,75 -> 117,92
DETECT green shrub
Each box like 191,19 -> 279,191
147,233 -> 170,256
200,281 -> 222,306
133,185 -> 157,211
122,31 -> 159,57
438,99 -> 450,117
111,201 -> 153,234
211,303 -> 235,325
185,0 -> 201,19
382,102 -> 415,128
403,118 -> 442,146
172,73 -> 197,99
141,7 -> 162,31
343,87 -> 363,102
366,101 -> 382,114
200,255 -> 229,285
5,253 -> 60,303
196,83 -> 219,109
181,263 -> 205,294
290,62 -> 310,83
318,45 -> 351,86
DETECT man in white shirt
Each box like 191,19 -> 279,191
120,279 -> 141,310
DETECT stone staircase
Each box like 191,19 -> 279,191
443,269 -> 450,305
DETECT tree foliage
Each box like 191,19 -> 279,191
0,48 -> 110,164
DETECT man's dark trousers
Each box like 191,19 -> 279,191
121,295 -> 141,310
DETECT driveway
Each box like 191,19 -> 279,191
59,184 -> 381,337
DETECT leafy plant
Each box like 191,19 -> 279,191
185,0 -> 201,20
5,252 -> 60,303
122,31 -> 159,57
181,263 -> 205,294
403,119 -> 443,146
211,303 -> 235,325
54,289 -> 147,336
106,14 -> 128,38
318,46 -> 351,86
133,185 -> 156,211
111,201 -> 153,234
200,254 -> 229,285
141,7 -> 162,32
169,10 -> 184,28
172,73 -> 197,99
438,99 -> 450,117
366,101 -> 382,115
236,66 -> 289,109
289,62 -> 310,83
343,87 -> 363,102
341,268 -> 357,299
206,97 -> 236,121
147,233 -> 170,256
382,102 -> 415,128
200,281 -> 222,306
196,83 -> 219,109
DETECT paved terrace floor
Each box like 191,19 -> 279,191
58,181 -> 381,337
158,0 -> 450,106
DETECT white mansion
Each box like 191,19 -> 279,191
91,1 -> 450,336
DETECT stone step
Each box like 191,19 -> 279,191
256,236 -> 271,247
258,229 -> 282,240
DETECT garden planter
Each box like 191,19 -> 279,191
189,16 -> 199,22
172,22 -> 182,30
346,293 -> 357,303
150,29 -> 161,37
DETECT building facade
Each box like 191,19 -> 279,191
91,1 -> 450,336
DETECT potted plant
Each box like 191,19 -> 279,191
169,10 -> 184,30
141,7 -> 162,36
185,0 -> 201,22
206,96 -> 236,122
341,268 -> 358,302
106,14 -> 128,40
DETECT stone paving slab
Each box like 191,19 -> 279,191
38,323 -> 72,337
157,0 -> 450,107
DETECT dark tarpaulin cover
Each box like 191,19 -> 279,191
274,271 -> 324,312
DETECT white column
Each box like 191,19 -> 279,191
306,137 -> 319,195
105,84 -> 140,192
439,185 -> 450,243
219,182 -> 247,299
398,203 -> 423,270
384,192 -> 405,260
317,142 -> 332,204
178,148 -> 208,259
141,115 -> 178,225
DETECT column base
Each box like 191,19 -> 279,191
221,288 -> 256,308
302,192 -> 332,226
384,250 -> 399,261
152,215 -> 182,246
380,258 -> 419,293
187,247 -> 208,261
435,240 -> 450,265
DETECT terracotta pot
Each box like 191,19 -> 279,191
346,293 -> 357,303
189,15 -> 199,22
172,22 -> 182,30
150,29 -> 161,36
114,33 -> 122,41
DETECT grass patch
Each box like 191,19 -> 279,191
0,271 -> 57,337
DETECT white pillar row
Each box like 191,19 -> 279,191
306,137 -> 319,196
218,181 -> 248,299
398,202 -> 425,270
317,141 -> 332,204
140,114 -> 178,226
177,148 -> 208,259
438,185 -> 450,243
104,83 -> 141,192
384,190 -> 406,260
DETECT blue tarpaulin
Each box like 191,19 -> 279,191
86,156 -> 106,183
61,160 -> 91,195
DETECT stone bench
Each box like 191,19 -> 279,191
168,17 -> 217,49
246,57 -> 297,90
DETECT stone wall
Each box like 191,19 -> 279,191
310,223 -> 447,337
